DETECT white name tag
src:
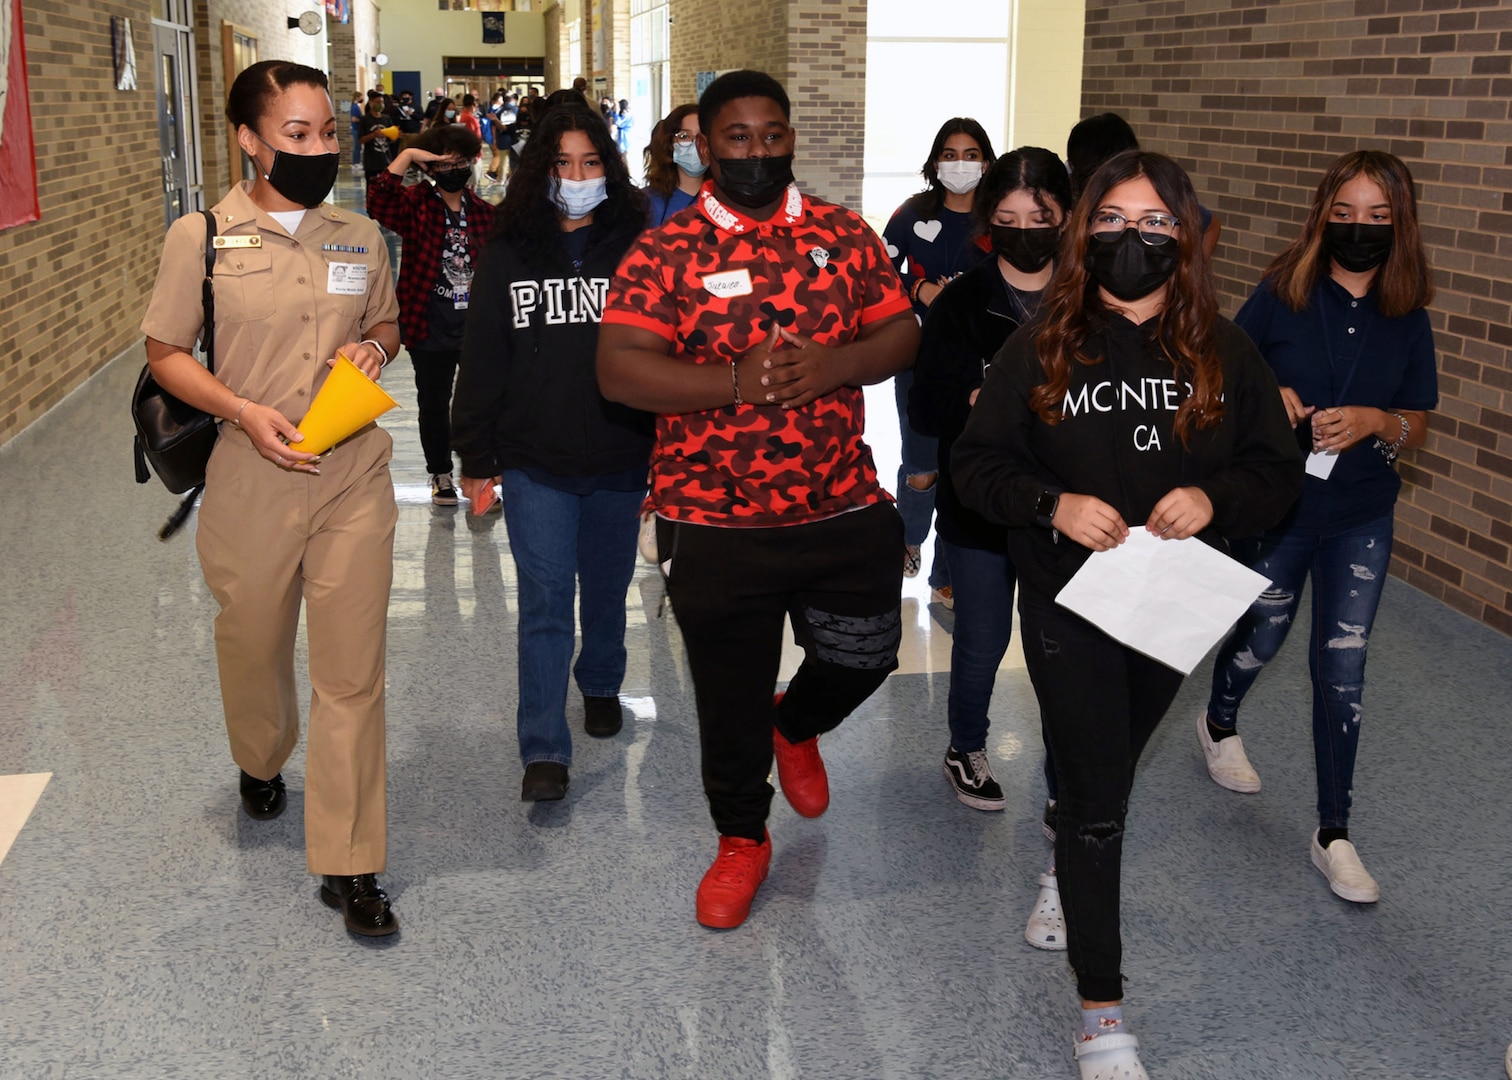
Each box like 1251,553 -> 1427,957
702,269 -> 753,298
1305,450 -> 1338,480
327,261 -> 369,296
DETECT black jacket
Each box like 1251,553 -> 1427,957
452,220 -> 654,479
908,260 -> 1030,552
952,310 -> 1304,599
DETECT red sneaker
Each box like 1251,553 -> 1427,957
695,832 -> 772,928
773,724 -> 830,818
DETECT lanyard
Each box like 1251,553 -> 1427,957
1314,285 -> 1373,405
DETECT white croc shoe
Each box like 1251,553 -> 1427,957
1025,872 -> 1067,951
1197,711 -> 1261,793
1311,830 -> 1380,903
1074,1032 -> 1150,1080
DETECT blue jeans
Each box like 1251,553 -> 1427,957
942,540 -> 1055,797
499,470 -> 645,767
893,369 -> 947,588
1206,512 -> 1394,829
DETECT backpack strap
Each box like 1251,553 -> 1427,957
201,208 -> 217,375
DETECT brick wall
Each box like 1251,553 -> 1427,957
665,0 -> 864,208
1081,0 -> 1512,635
667,0 -> 786,103
0,0 -> 161,447
787,0 -> 865,208
0,0 -> 344,450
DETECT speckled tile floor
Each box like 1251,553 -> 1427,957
2,177 -> 1510,1079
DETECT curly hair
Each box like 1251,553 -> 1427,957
411,122 -> 481,162
1030,149 -> 1223,445
645,103 -> 699,198
1263,150 -> 1432,319
491,102 -> 648,269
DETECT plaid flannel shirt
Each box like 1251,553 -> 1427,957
365,169 -> 496,348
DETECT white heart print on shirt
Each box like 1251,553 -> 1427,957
885,241 -> 899,259
914,219 -> 943,243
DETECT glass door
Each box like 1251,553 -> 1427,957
152,1 -> 204,228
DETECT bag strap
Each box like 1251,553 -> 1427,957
201,208 -> 217,376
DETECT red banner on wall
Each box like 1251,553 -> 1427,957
0,0 -> 41,230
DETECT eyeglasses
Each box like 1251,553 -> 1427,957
1090,211 -> 1179,246
671,130 -> 696,144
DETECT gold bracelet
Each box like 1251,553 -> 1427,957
730,359 -> 742,406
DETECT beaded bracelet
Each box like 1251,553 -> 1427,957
1375,411 -> 1410,462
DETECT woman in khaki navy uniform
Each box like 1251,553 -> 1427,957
140,61 -> 403,938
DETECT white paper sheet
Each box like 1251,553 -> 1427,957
1054,529 -> 1272,675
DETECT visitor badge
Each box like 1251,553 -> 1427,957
327,261 -> 369,296
1305,450 -> 1338,480
702,269 -> 753,298
453,289 -> 470,311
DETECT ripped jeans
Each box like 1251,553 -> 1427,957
660,503 -> 905,840
1018,586 -> 1185,1003
1207,512 -> 1394,830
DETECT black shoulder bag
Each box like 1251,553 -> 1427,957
132,208 -> 220,539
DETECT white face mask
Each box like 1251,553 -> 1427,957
672,141 -> 708,177
552,175 -> 608,219
937,159 -> 984,195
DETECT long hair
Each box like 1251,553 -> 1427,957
1031,149 -> 1223,444
426,98 -> 455,129
970,146 -> 1072,237
492,103 -> 648,269
906,117 -> 997,219
645,103 -> 699,197
1264,150 -> 1432,318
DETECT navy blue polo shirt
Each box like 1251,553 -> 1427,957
1234,276 -> 1437,530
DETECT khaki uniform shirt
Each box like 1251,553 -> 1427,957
141,182 -> 400,475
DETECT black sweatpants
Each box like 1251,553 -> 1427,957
660,503 -> 905,840
408,346 -> 460,476
1017,585 -> 1184,1003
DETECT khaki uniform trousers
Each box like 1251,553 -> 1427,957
196,428 -> 397,875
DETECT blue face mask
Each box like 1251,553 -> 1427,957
552,175 -> 608,219
445,109 -> 457,120
672,141 -> 708,177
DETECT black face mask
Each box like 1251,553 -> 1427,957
431,167 -> 472,193
1084,228 -> 1179,302
252,133 -> 339,209
991,225 -> 1060,274
1324,221 -> 1393,273
714,154 -> 795,209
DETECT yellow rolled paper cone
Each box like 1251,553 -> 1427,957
381,125 -> 400,141
293,354 -> 400,455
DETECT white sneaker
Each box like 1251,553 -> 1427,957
1073,1032 -> 1149,1080
1196,711 -> 1260,793
1311,830 -> 1379,903
1025,872 -> 1067,951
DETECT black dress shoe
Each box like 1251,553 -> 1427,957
583,694 -> 624,737
521,761 -> 569,801
239,770 -> 287,820
320,874 -> 399,937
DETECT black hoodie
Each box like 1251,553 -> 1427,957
952,309 -> 1304,598
452,218 -> 654,479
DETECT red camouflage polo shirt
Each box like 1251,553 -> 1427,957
603,181 -> 912,527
